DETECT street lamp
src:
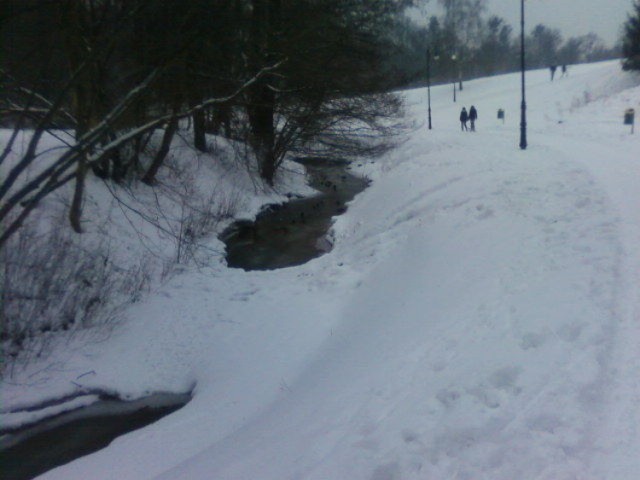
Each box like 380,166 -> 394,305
427,49 -> 439,129
451,53 -> 457,102
519,0 -> 527,150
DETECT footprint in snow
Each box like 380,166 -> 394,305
520,331 -> 547,350
474,204 -> 495,220
370,462 -> 401,480
489,366 -> 522,394
230,289 -> 258,301
467,366 -> 523,409
436,388 -> 461,408
556,321 -> 584,342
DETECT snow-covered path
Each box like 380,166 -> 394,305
4,61 -> 640,479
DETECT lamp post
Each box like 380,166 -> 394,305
427,48 -> 433,129
519,0 -> 527,150
451,53 -> 457,102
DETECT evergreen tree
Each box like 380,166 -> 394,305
437,0 -> 487,87
526,24 -> 563,69
622,0 -> 640,71
475,16 -> 516,75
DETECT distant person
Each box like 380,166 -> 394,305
550,65 -> 557,81
469,105 -> 478,131
561,64 -> 568,77
460,107 -> 469,131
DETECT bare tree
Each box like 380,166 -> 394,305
0,63 -> 280,248
438,0 -> 487,88
1,0 -> 411,245
241,0 -> 413,185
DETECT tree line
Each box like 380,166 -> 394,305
2,0 -> 636,247
384,0 -> 622,88
0,0 -> 412,247
622,0 -> 640,71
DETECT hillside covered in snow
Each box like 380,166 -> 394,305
3,60 -> 640,479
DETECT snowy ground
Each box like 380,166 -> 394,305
2,60 -> 640,479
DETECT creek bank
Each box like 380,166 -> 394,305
221,157 -> 370,270
0,159 -> 370,479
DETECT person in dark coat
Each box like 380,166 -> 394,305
550,65 -> 557,81
469,105 -> 478,131
561,64 -> 568,77
460,107 -> 469,131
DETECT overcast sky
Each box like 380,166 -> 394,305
486,0 -> 633,46
412,0 -> 634,47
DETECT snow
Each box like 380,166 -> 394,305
2,60 -> 640,479
0,394 -> 100,433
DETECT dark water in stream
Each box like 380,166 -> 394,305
0,393 -> 190,480
221,158 -> 369,270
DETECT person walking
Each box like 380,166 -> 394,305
561,64 -> 568,77
460,107 -> 469,131
550,65 -> 557,81
469,105 -> 478,131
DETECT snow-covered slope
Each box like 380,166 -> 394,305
5,60 -> 640,479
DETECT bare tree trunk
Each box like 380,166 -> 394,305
69,157 -> 87,233
215,103 -> 232,137
1,53 -> 277,249
247,81 -> 276,184
246,0 -> 280,185
142,114 -> 178,185
193,109 -> 207,152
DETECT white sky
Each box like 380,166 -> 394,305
414,0 -> 635,46
486,0 -> 633,46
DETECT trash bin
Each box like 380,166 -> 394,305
624,108 -> 635,125
497,109 -> 505,120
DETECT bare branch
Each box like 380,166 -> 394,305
0,60 -> 284,249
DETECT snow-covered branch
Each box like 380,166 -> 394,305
0,61 -> 284,249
